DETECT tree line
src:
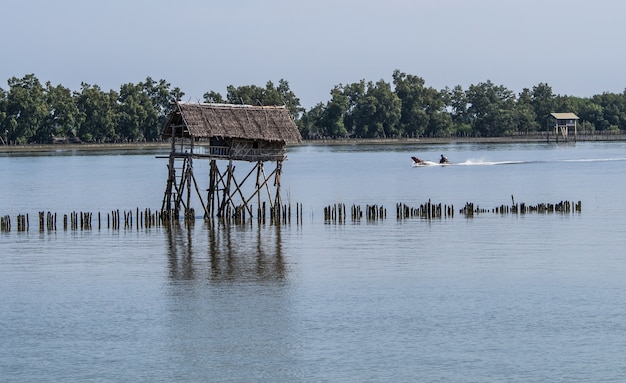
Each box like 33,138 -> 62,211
1,70 -> 626,144
301,70 -> 626,139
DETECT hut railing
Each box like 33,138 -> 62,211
207,146 -> 230,157
193,146 -> 285,162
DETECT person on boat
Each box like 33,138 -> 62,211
440,154 -> 448,164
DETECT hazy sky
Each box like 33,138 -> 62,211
4,0 -> 626,108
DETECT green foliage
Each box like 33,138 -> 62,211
203,91 -> 224,103
118,82 -> 158,141
426,111 -> 453,137
2,71 -> 626,144
579,101 -> 603,131
298,102 -> 325,138
320,86 -> 351,137
0,74 -> 182,144
220,79 -> 304,121
514,103 -> 539,133
359,80 -> 401,138
447,85 -> 469,126
0,87 -> 6,144
466,80 -> 516,136
45,82 -> 79,141
142,77 -> 182,138
393,71 -> 429,136
75,83 -> 119,142
530,83 -> 555,126
276,79 -> 305,120
4,74 -> 48,143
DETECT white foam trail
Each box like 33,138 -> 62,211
456,158 -> 526,166
561,157 -> 626,163
412,156 -> 626,168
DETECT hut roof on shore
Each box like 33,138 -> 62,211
550,112 -> 579,120
161,101 -> 302,143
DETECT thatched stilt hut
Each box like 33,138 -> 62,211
159,101 -> 302,220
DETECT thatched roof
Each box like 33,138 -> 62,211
161,101 -> 302,143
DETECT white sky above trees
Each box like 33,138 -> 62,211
4,0 -> 626,108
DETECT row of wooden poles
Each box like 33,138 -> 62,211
160,202 -> 304,226
1,200 -> 582,231
324,199 -> 583,223
0,203 -> 305,232
324,203 -> 387,222
461,200 -> 583,217
223,202 -> 304,225
2,208 -> 175,232
323,202 -> 447,223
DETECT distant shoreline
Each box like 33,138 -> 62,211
2,134 -> 626,153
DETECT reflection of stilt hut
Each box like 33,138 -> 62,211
548,113 -> 579,142
160,101 -> 301,220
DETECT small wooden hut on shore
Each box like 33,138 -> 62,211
159,101 -> 302,220
549,112 -> 579,141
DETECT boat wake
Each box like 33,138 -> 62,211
411,157 -> 626,167
561,157 -> 626,163
411,158 -> 526,167
456,159 -> 526,166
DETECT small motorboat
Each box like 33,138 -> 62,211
412,155 -> 451,166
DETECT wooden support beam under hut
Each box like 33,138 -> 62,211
158,101 -> 302,221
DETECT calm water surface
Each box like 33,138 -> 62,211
2,141 -> 626,382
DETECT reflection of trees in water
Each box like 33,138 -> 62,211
165,221 -> 285,282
